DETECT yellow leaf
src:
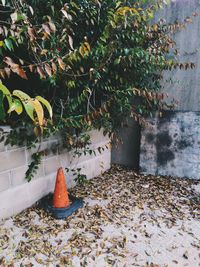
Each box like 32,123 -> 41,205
79,45 -> 85,57
36,96 -> 53,119
79,42 -> 90,57
84,42 -> 90,52
30,98 -> 44,126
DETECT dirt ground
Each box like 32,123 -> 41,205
0,165 -> 199,267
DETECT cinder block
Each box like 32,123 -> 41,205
0,185 -> 31,219
58,151 -> 71,167
25,142 -> 47,163
34,162 -> 45,179
65,170 -> 76,188
70,151 -> 93,165
89,129 -> 110,145
75,150 -> 111,180
64,148 -> 98,168
11,163 -> 45,187
44,140 -> 59,158
93,151 -> 111,176
60,140 -> 110,167
0,148 -> 26,172
46,173 -> 56,192
0,171 -> 11,192
0,173 -> 56,220
10,166 -> 27,186
26,140 -> 59,163
44,156 -> 61,175
27,173 -> 55,204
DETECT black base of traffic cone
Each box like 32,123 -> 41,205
39,193 -> 84,219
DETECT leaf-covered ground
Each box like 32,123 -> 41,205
0,165 -> 200,267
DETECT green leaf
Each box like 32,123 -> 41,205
7,102 -> 16,113
0,91 -> 5,121
4,38 -> 14,51
116,1 -> 122,9
13,90 -> 34,121
17,13 -> 25,22
0,81 -> 11,95
7,99 -> 23,115
36,96 -> 53,119
0,82 -> 13,110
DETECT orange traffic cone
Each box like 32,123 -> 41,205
53,167 -> 70,208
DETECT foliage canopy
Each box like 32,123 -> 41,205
0,0 -> 195,180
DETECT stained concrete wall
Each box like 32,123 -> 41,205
140,111 -> 200,179
157,0 -> 200,111
0,129 -> 111,220
140,1 -> 200,179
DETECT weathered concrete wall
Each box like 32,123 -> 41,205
111,119 -> 141,170
113,1 -> 200,169
157,0 -> 200,111
140,1 -> 200,179
0,129 -> 111,220
140,111 -> 200,179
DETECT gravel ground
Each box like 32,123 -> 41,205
0,165 -> 200,267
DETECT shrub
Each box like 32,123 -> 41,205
0,0 -> 194,180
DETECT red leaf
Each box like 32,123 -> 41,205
17,67 -> 28,80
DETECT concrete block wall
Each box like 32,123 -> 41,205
0,129 -> 111,220
140,111 -> 200,180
